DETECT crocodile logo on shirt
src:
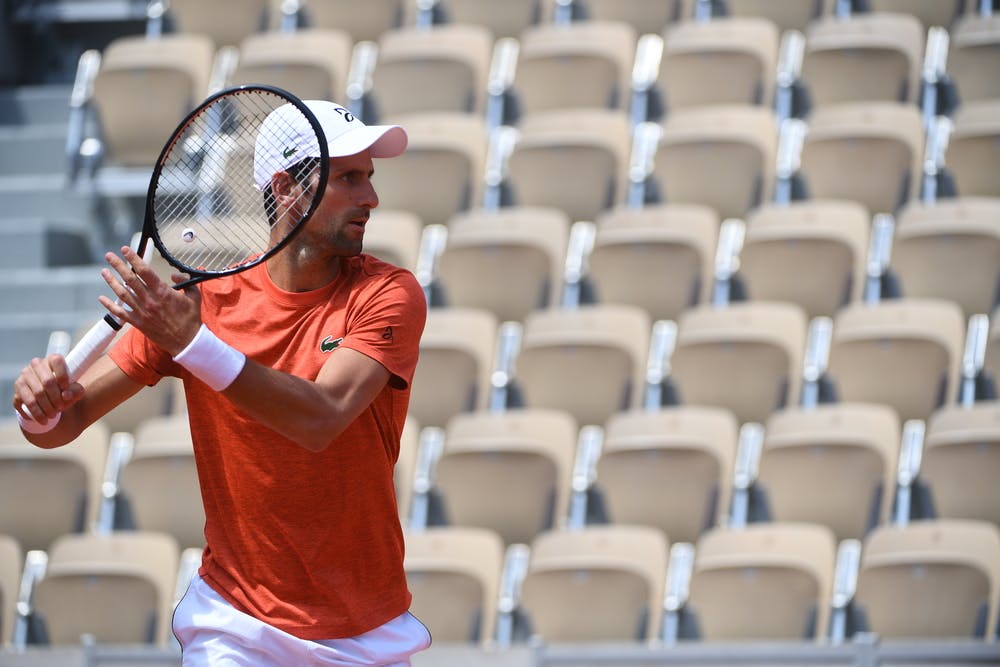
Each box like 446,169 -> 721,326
320,336 -> 343,353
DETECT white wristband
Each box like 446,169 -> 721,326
17,409 -> 61,434
172,324 -> 246,392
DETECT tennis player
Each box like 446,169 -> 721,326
12,101 -> 431,666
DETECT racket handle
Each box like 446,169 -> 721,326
65,314 -> 122,383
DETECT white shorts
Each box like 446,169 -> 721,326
173,575 -> 432,667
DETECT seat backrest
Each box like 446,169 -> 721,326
740,199 -> 870,319
436,206 -> 571,322
93,34 -> 215,167
945,100 -> 1000,199
722,0 -> 833,34
362,208 -> 424,272
653,104 -> 778,219
404,526 -> 505,644
298,0 -> 404,42
0,421 -> 109,552
394,414 -> 420,520
589,203 -> 719,322
855,519 -> 1000,639
689,522 -> 837,641
0,533 -> 21,645
799,101 -> 924,215
372,24 -> 495,118
867,0 -> 965,31
167,0 -> 270,47
596,405 -> 739,544
425,0 -> 540,39
564,0 -> 679,36
827,298 -> 966,422
659,17 -> 779,110
435,408 -> 578,545
519,524 -> 669,642
922,403 -> 1000,527
411,307 -> 498,428
892,197 -> 1000,319
670,301 -> 808,425
759,402 -> 901,541
516,304 -> 651,426
230,28 -> 354,101
34,531 -> 180,646
948,13 -> 1000,104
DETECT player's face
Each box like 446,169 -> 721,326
306,150 -> 379,256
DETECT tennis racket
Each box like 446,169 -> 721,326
64,84 -> 330,383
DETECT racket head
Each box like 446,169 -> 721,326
144,85 -> 330,281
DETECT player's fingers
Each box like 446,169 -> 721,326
122,246 -> 161,289
14,358 -> 60,420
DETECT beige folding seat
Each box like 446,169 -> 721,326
91,34 -> 215,167
827,299 -> 965,423
295,0 -> 404,42
512,21 -> 637,114
120,414 -> 204,550
33,531 -> 180,646
166,0 -> 271,47
362,209 -> 423,272
404,526 -> 505,644
506,108 -> 632,224
434,409 -> 578,545
722,0 -> 833,34
0,533 -> 20,645
867,0 -> 966,31
230,29 -> 353,101
410,307 -> 498,428
687,522 -> 837,640
739,200 -> 870,319
922,403 -> 1000,527
373,112 -> 489,227
946,100 -> 1000,199
652,104 -> 778,220
669,301 -> 808,425
758,403 -> 901,542
658,17 -> 780,110
0,422 -> 108,552
436,206 -> 571,323
395,415 -> 420,520
854,519 -> 1000,639
371,24 -> 495,118
515,304 -> 651,427
892,197 -> 1000,319
801,12 -> 925,106
595,406 -> 738,544
556,0 -> 679,36
518,525 -> 669,642
588,204 -> 718,322
419,0 -> 540,39
798,102 -> 924,215
983,311 -> 1000,394
948,12 -> 1000,104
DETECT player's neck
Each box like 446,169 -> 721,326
266,253 -> 343,293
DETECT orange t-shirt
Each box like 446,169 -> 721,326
109,254 -> 426,639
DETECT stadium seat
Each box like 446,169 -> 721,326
510,20 -> 637,115
518,525 -> 669,642
866,0 -> 966,31
657,17 -> 780,111
404,526 -> 505,644
410,307 -> 498,428
0,533 -> 20,645
563,0 -> 680,36
164,0 -> 271,48
419,0 -> 540,39
0,420 -> 108,552
758,402 -> 901,542
721,0 -> 833,34
587,203 -> 718,322
739,199 -> 870,319
513,304 -> 651,427
686,522 -> 837,640
669,301 -> 808,425
395,415 -> 420,520
294,0 -> 405,42
32,531 -> 180,646
945,100 -> 1000,199
800,12 -> 925,107
826,298 -> 966,423
798,102 -> 924,215
229,28 -> 353,101
922,403 -> 1000,527
362,209 -> 423,272
594,405 -> 739,544
853,519 -> 1000,639
650,104 -> 778,220
370,24 -> 495,119
433,408 -> 578,545
435,206 -> 570,323
119,414 -> 204,550
372,112 -> 489,227
504,108 -> 632,224
892,197 -> 1000,319
948,12 -> 1000,105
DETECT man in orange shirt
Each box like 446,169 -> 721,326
13,102 -> 430,666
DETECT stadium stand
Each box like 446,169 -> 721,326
228,28 -> 354,101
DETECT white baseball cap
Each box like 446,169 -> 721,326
253,100 -> 408,190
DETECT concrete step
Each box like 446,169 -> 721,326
0,84 -> 72,126
0,266 -> 111,314
0,124 -> 69,176
0,217 -> 96,267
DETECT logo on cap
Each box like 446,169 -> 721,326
282,146 -> 298,159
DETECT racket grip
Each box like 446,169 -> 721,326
65,315 -> 122,383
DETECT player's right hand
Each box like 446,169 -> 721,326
12,353 -> 84,425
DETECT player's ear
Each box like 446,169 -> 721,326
269,170 -> 297,202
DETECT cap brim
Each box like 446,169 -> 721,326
328,124 -> 408,159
